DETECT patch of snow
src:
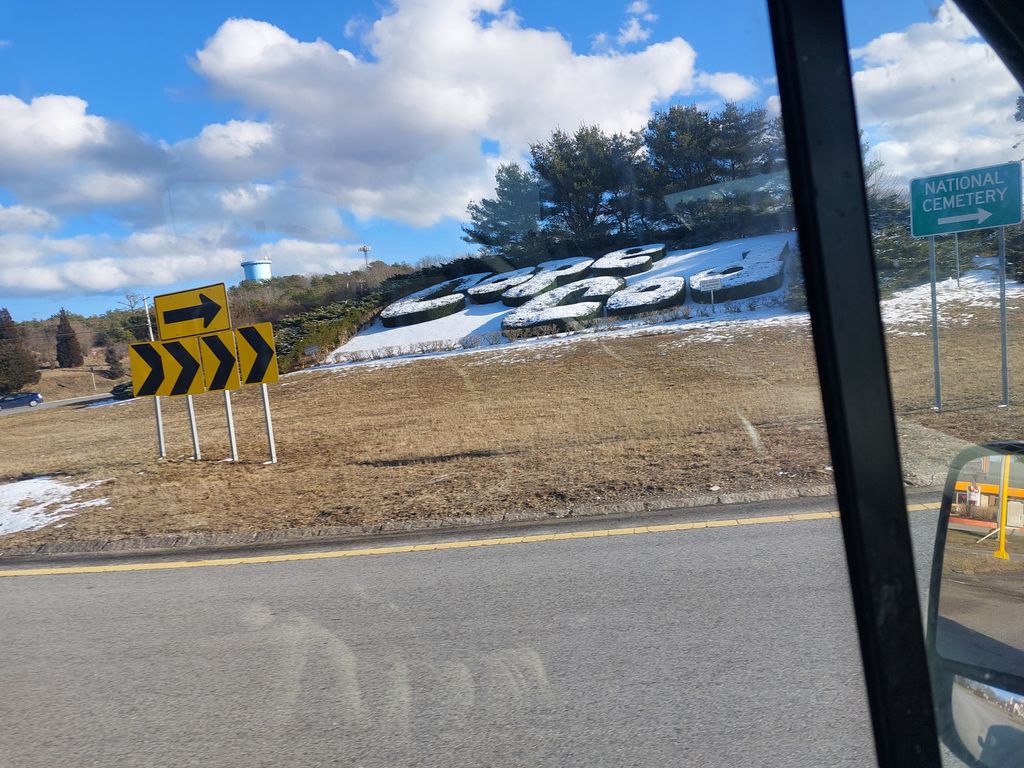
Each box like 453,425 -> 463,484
328,232 -> 798,363
0,476 -> 108,536
379,272 -> 491,326
466,267 -> 536,303
882,268 -> 1024,335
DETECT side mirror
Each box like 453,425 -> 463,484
927,442 -> 1024,767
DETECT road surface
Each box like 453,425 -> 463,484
0,393 -> 111,416
0,501 -> 951,767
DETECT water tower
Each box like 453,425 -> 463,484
241,257 -> 272,282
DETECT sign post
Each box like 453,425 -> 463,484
910,161 -> 1022,410
142,296 -> 165,459
700,276 -> 722,314
129,287 -> 281,465
999,226 -> 1010,407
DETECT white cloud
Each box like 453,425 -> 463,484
0,204 -> 58,232
852,0 -> 1023,180
617,17 -> 650,46
695,72 -> 758,102
766,94 -> 781,119
0,40 -> 10,49
192,3 -> 703,225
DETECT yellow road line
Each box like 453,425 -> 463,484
0,502 -> 942,579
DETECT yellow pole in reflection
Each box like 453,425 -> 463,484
995,454 -> 1011,560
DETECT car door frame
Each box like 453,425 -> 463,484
767,0 -> 1024,765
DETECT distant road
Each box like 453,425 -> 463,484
0,502 -> 950,768
0,393 -> 111,416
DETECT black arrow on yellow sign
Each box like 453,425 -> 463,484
161,293 -> 222,329
133,344 -> 164,396
165,341 -> 202,395
201,334 -> 237,390
238,325 -> 275,384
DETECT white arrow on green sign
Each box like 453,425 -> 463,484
910,161 -> 1022,238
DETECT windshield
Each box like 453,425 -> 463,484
4,1 -> 1011,766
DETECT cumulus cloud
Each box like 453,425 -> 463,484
852,0 -> 1023,180
192,4 -> 703,225
0,0 -> 771,298
0,204 -> 59,232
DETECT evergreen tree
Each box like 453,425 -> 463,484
0,308 -> 40,394
104,345 -> 125,378
712,103 -> 770,181
642,105 -> 718,195
529,125 -> 622,243
461,163 -> 541,252
55,308 -> 84,368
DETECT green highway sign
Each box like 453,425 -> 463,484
910,161 -> 1022,237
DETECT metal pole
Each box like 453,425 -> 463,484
995,454 -> 1011,560
143,297 -> 166,459
186,394 -> 201,460
223,390 -> 238,462
261,383 -> 277,464
929,236 -> 942,410
711,288 -> 716,314
999,226 -> 1009,407
954,232 -> 960,288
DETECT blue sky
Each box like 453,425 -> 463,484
1,1 -> 1019,321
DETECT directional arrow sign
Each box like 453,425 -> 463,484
199,330 -> 242,391
129,338 -> 206,397
910,162 -> 1021,237
154,283 -> 230,341
235,323 -> 279,385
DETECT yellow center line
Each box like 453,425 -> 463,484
0,503 -> 941,578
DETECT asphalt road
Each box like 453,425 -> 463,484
0,503 -> 953,768
0,393 -> 111,416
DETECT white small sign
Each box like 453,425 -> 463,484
699,276 -> 723,292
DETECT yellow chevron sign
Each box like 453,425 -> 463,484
235,323 -> 279,385
129,338 -> 206,397
199,330 -> 242,392
154,283 -> 230,341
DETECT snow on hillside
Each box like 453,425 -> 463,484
0,476 -> 108,536
881,258 -> 1024,335
328,232 -> 798,361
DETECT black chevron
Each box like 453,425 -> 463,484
239,326 -> 274,384
202,335 -> 236,390
132,343 -> 164,396
165,341 -> 201,395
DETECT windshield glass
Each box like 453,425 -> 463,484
0,2 -> 904,766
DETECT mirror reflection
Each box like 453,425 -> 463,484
936,453 -> 1024,677
952,676 -> 1024,767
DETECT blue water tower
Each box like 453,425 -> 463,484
241,257 -> 272,282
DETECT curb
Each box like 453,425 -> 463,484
1,482 -> 850,561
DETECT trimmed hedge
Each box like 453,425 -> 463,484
605,276 -> 687,316
501,257 -> 594,306
590,243 -> 666,277
466,267 -> 536,304
502,276 -> 626,335
689,243 -> 787,303
380,272 -> 491,327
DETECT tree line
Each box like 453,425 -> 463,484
461,102 -> 789,264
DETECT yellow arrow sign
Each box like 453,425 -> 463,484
153,283 -> 230,341
128,338 -> 206,397
235,323 -> 279,385
199,330 -> 242,392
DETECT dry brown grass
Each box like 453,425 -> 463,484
2,293 -> 1023,549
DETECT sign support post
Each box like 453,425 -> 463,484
261,383 -> 277,464
928,235 -> 942,411
999,226 -> 1009,407
223,391 -> 239,462
954,232 -> 961,288
143,297 -> 166,459
186,394 -> 201,460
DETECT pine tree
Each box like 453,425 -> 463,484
0,308 -> 41,394
55,308 -> 84,368
104,345 -> 125,378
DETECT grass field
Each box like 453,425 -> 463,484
1,295 -> 1022,549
